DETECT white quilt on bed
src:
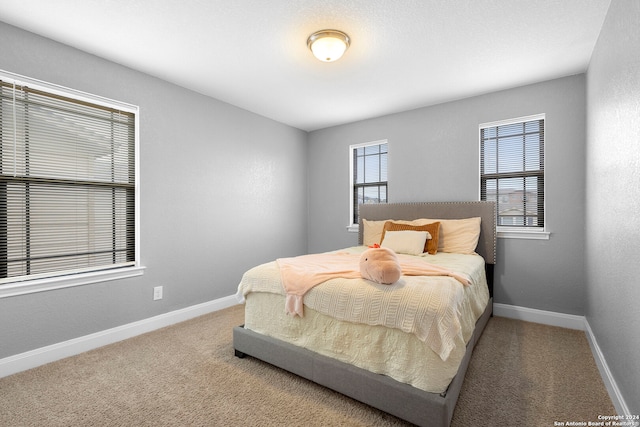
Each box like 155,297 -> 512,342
236,246 -> 488,361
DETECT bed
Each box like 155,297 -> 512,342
233,201 -> 496,427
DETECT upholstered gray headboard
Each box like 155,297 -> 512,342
358,201 -> 497,265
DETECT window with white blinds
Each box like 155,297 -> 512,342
350,140 -> 388,225
480,115 -> 545,229
0,73 -> 138,285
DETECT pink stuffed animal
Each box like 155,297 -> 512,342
359,247 -> 402,285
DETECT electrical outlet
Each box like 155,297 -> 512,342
153,286 -> 163,301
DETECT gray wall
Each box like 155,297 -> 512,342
586,0 -> 640,415
2,5 -> 637,415
307,75 -> 587,315
0,21 -> 308,359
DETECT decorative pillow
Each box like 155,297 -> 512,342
362,219 -> 389,247
380,221 -> 440,254
380,230 -> 430,256
422,217 -> 482,254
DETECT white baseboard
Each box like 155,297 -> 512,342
493,303 -> 630,416
0,295 -> 238,379
493,302 -> 585,330
583,320 -> 631,417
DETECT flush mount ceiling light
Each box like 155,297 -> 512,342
307,30 -> 350,62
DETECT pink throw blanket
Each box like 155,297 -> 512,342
276,252 -> 471,316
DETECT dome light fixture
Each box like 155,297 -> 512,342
307,30 -> 350,62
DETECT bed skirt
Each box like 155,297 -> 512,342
233,297 -> 492,427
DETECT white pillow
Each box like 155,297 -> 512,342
362,219 -> 389,246
421,217 -> 481,254
380,230 -> 430,255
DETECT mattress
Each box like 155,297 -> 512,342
238,247 -> 489,393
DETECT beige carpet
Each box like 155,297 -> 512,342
0,305 -> 614,426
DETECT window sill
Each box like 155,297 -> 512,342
350,223 -> 550,241
0,266 -> 146,299
497,228 -> 550,240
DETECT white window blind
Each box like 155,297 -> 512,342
350,140 -> 388,225
0,76 -> 137,284
480,115 -> 545,229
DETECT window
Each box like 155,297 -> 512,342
480,115 -> 547,237
0,71 -> 140,291
349,140 -> 388,226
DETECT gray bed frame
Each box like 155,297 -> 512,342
233,201 -> 496,427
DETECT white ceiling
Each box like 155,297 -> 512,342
0,0 -> 612,131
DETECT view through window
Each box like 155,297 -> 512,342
350,140 -> 388,225
480,115 -> 545,229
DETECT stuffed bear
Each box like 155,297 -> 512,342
359,247 -> 402,285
